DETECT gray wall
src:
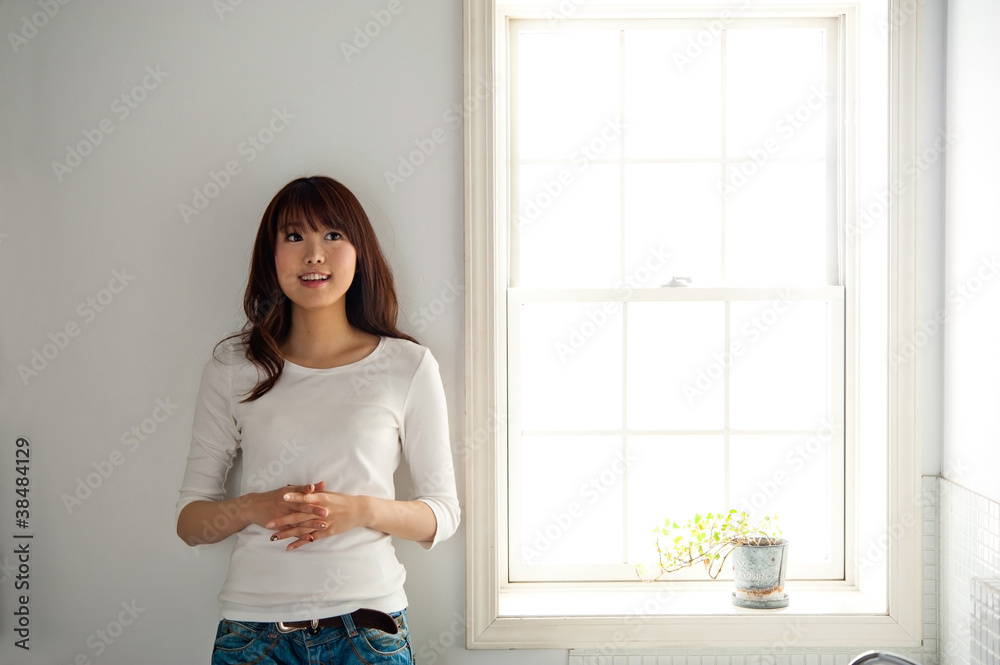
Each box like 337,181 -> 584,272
0,1 -> 560,663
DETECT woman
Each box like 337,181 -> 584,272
175,176 -> 460,664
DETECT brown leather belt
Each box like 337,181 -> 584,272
276,608 -> 399,635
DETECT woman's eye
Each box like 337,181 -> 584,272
281,231 -> 341,241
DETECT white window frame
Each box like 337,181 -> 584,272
464,0 -> 923,650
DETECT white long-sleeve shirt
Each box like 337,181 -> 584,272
175,336 -> 460,622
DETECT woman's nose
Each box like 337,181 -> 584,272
304,240 -> 324,264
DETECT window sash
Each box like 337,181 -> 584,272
507,287 -> 846,581
506,15 -> 847,583
508,16 -> 843,290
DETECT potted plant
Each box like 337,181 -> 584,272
635,509 -> 789,609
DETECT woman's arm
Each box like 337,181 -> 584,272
264,491 -> 437,551
365,496 -> 438,543
177,497 -> 252,546
177,482 -> 330,546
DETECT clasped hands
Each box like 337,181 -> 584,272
254,481 -> 369,552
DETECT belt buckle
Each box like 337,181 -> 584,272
276,621 -> 302,633
276,619 -> 319,633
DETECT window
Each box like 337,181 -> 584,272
507,17 -> 845,585
464,0 -> 923,650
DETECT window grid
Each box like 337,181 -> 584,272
507,18 -> 845,583
508,290 -> 845,582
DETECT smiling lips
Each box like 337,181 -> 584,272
299,272 -> 330,287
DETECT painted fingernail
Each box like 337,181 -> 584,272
270,534 -> 278,542
307,534 -> 314,542
319,523 -> 327,529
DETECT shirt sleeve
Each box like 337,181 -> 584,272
175,352 -> 242,527
400,347 -> 461,550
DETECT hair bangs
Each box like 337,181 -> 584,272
274,181 -> 349,238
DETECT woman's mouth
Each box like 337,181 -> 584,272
299,273 -> 330,287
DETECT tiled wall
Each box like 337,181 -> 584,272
939,480 -> 1000,665
970,579 -> 1000,665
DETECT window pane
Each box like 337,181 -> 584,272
725,163 -> 827,285
518,164 -> 620,288
625,164 -> 721,286
729,300 -> 830,430
624,30 -> 721,158
729,434 -> 833,563
520,302 -> 623,430
518,31 -> 620,160
627,302 -> 725,430
626,435 -> 725,562
509,18 -> 844,583
520,435 -> 624,565
726,28 -> 828,160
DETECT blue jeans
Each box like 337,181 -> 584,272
211,608 -> 413,665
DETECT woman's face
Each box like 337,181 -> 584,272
274,222 -> 358,315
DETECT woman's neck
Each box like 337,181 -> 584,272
279,306 -> 379,368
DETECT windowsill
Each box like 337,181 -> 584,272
499,580 -> 886,617
466,583 -> 918,650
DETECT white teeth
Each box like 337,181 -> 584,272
301,274 -> 329,281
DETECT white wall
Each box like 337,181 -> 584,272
919,0 -> 948,479
943,0 -> 1000,504
0,1 -> 563,663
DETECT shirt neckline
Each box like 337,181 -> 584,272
281,336 -> 387,374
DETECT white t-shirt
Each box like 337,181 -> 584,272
175,336 -> 460,622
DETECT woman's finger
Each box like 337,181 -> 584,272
287,481 -> 326,496
276,518 -> 327,532
289,501 -> 328,517
265,512 -> 326,529
284,535 -> 316,551
268,524 -> 323,542
281,491 -> 315,503
281,494 -> 329,517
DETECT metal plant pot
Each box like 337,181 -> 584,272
731,539 -> 789,609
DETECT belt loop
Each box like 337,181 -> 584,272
341,610 -> 358,637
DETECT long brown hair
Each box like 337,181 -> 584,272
214,176 -> 418,402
